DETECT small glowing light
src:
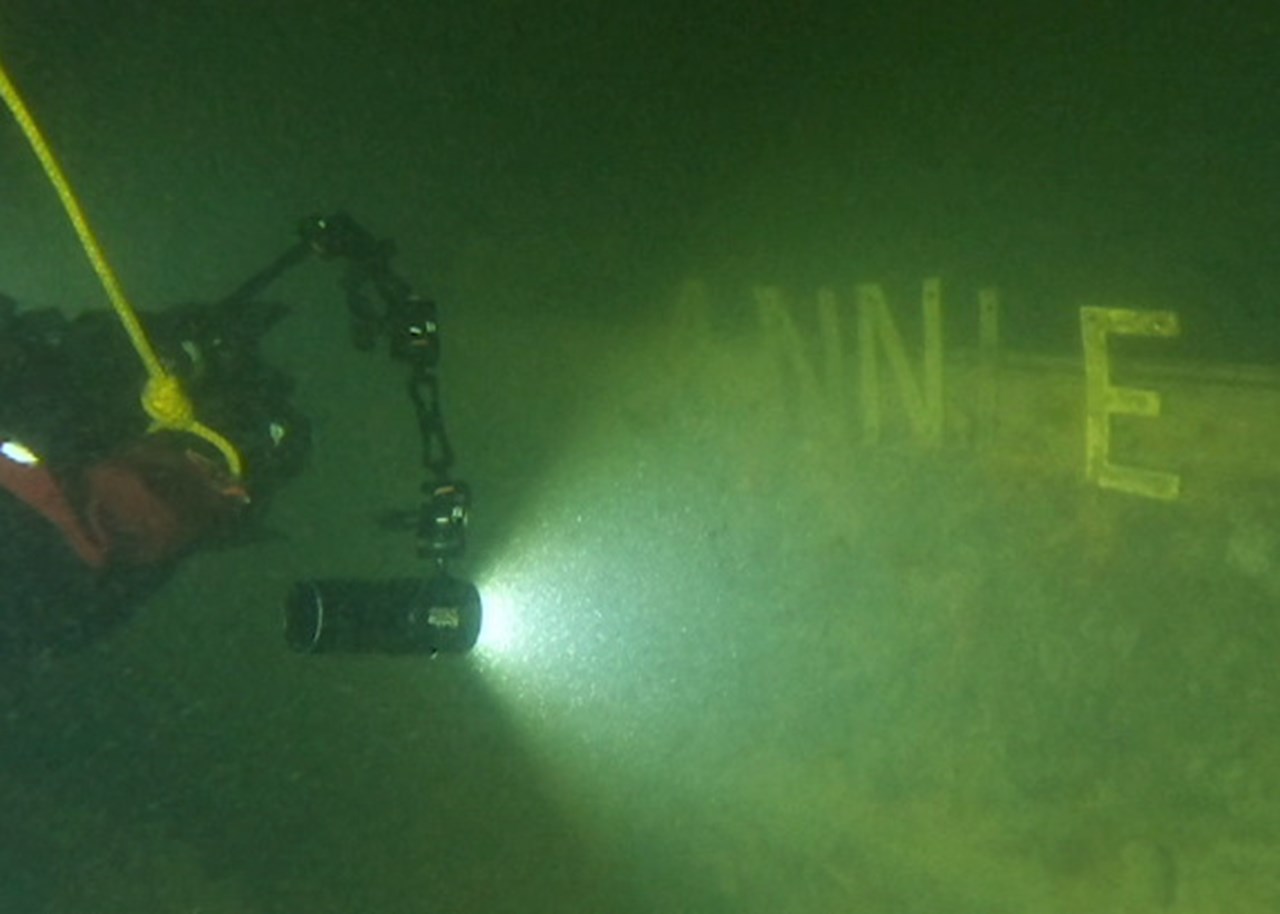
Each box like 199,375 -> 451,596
1,439 -> 40,465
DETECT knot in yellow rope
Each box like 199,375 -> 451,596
141,373 -> 196,429
140,373 -> 244,479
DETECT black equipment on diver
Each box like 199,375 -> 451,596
267,213 -> 481,656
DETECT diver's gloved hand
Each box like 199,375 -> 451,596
82,434 -> 249,566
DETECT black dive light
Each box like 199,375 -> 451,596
284,574 -> 481,655
279,214 -> 482,656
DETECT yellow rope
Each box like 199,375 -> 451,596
0,57 -> 242,478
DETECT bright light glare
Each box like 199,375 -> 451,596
465,533 -> 591,696
474,578 -> 518,659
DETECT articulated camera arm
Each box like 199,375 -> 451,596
296,213 -> 471,569
220,213 -> 470,570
